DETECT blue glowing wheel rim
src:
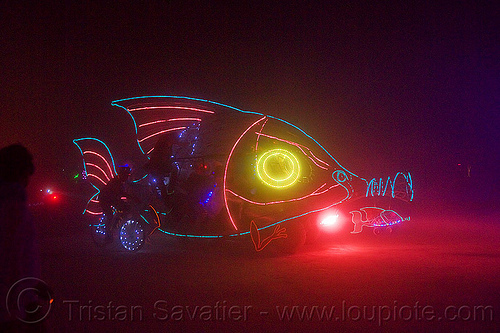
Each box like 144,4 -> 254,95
119,219 -> 145,251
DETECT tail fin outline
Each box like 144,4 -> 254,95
73,138 -> 117,215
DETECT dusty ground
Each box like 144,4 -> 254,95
31,205 -> 500,332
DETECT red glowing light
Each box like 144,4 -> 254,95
52,195 -> 58,200
319,213 -> 343,232
321,214 -> 338,226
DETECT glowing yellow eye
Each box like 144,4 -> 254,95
256,149 -> 300,188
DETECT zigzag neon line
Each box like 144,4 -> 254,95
406,172 -> 414,201
365,172 -> 413,201
139,118 -> 202,127
393,172 -> 413,201
83,151 -> 114,177
255,132 -> 330,170
128,106 -> 215,114
226,182 -> 341,206
86,163 -> 111,181
138,127 -> 186,143
87,173 -> 107,185
224,116 -> 267,231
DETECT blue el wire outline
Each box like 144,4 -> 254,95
111,96 -> 364,238
77,96 -> 397,239
111,96 -> 263,157
73,138 -> 118,214
365,172 -> 414,202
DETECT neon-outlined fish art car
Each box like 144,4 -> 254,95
74,96 -> 413,253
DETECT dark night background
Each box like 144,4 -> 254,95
1,2 -> 499,332
1,1 -> 498,208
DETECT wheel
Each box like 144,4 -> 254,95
373,227 -> 383,235
90,214 -> 109,246
119,219 -> 145,251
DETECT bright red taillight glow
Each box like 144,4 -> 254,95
52,195 -> 58,200
319,213 -> 343,232
321,214 -> 339,226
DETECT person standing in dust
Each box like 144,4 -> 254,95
0,144 -> 46,332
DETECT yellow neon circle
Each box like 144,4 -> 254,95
256,149 -> 300,188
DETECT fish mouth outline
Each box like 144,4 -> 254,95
224,114 -> 372,233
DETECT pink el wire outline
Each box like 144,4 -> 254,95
128,106 -> 215,114
138,127 -> 187,143
138,118 -> 202,128
83,151 -> 114,177
87,173 -> 107,185
224,116 -> 267,231
254,132 -> 330,170
225,182 -> 341,206
254,118 -> 269,151
86,163 -> 111,182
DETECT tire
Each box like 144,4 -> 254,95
119,218 -> 145,251
90,215 -> 109,246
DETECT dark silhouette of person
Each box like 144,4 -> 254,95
0,144 -> 47,331
98,165 -> 132,240
144,133 -> 178,208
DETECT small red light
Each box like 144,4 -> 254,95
52,195 -> 57,200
